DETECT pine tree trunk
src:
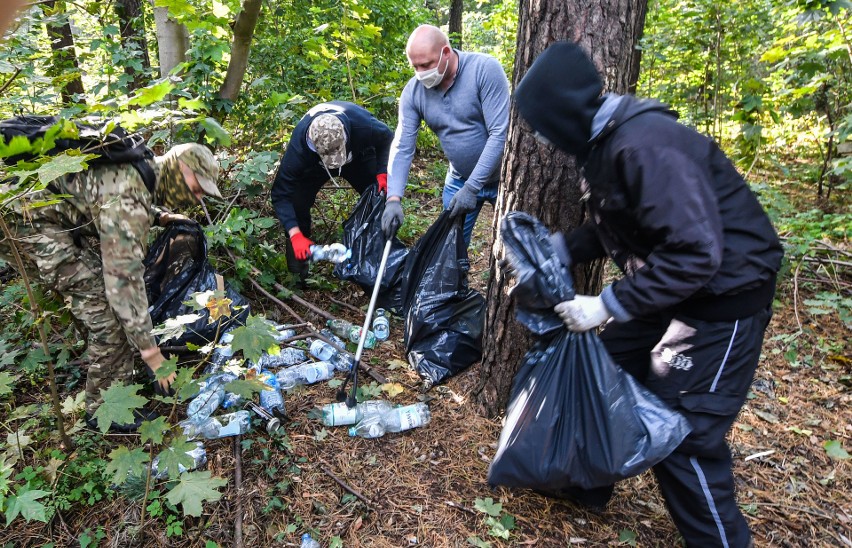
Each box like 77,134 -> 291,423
218,0 -> 263,110
115,0 -> 151,91
44,0 -> 85,104
448,0 -> 463,49
151,3 -> 189,77
473,0 -> 649,418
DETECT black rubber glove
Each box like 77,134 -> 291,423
382,200 -> 403,240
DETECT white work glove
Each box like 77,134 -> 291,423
554,295 -> 612,332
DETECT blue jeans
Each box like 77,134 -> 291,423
442,173 -> 499,247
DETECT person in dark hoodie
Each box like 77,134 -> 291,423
513,42 -> 783,548
271,101 -> 394,282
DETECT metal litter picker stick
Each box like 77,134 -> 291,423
344,238 -> 393,408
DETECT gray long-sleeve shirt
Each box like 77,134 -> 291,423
387,50 -> 510,197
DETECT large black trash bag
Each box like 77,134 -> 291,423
333,184 -> 408,312
487,211 -> 692,491
401,212 -> 485,388
144,222 -> 249,346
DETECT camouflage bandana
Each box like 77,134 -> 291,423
154,143 -> 221,210
308,114 -> 347,169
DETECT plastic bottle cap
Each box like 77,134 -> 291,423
266,418 -> 281,433
348,427 -> 357,437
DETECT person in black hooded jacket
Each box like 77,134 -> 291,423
513,42 -> 783,548
271,101 -> 393,282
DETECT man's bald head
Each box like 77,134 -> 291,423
406,24 -> 449,57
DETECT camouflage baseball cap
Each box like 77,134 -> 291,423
172,143 -> 222,199
308,114 -> 347,169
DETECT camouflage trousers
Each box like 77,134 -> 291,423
0,213 -> 135,414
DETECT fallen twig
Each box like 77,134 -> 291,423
320,463 -> 373,508
328,296 -> 364,315
233,435 -> 244,548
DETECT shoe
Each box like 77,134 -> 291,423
85,407 -> 161,433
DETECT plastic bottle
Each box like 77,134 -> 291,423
319,328 -> 346,348
275,361 -> 336,390
309,243 -> 351,264
186,387 -> 225,422
309,339 -> 355,372
372,309 -> 390,341
320,400 -> 394,427
205,332 -> 236,374
326,318 -> 355,339
300,533 -> 321,548
151,441 -> 207,478
347,326 -> 376,349
255,347 -> 308,369
273,327 -> 297,342
348,403 -> 431,439
259,370 -> 286,419
180,410 -> 252,439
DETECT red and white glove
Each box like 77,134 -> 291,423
376,173 -> 388,194
290,232 -> 313,261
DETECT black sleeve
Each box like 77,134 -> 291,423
270,149 -> 302,232
564,222 -> 607,265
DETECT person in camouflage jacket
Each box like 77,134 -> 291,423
0,143 -> 221,430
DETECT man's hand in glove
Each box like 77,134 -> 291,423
447,184 -> 479,218
141,347 -> 176,396
290,231 -> 313,260
382,199 -> 403,240
376,173 -> 388,194
554,295 -> 612,332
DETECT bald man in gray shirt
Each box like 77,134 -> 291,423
381,24 -> 510,247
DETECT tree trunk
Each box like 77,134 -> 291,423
473,0 -> 649,418
115,0 -> 151,90
218,0 -> 263,111
44,0 -> 84,104
151,3 -> 189,77
448,0 -> 463,49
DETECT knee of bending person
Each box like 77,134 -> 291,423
675,391 -> 746,459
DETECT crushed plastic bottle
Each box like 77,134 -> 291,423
151,441 -> 207,478
321,400 -> 394,427
309,339 -> 355,372
255,347 -> 308,369
319,328 -> 346,349
275,361 -> 336,390
348,326 -> 376,349
179,410 -> 252,439
372,309 -> 390,341
186,387 -> 225,422
300,533 -> 321,548
327,318 -> 355,339
259,370 -> 286,419
273,327 -> 297,342
348,403 -> 431,439
309,243 -> 351,264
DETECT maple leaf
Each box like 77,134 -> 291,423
91,383 -> 147,434
165,471 -> 227,517
206,296 -> 233,322
139,416 -> 170,445
4,488 -> 49,525
229,315 -> 278,362
154,437 -> 198,481
380,382 -> 405,399
105,446 -> 149,485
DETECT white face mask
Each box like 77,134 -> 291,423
415,48 -> 449,89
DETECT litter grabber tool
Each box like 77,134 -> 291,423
336,238 -> 393,408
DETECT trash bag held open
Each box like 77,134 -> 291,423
487,211 -> 692,491
401,212 -> 485,388
144,221 -> 249,346
333,184 -> 408,312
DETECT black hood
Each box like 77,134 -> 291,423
515,42 -> 604,157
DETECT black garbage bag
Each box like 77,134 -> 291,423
144,221 -> 249,346
401,212 -> 485,388
487,211 -> 691,491
333,184 -> 409,312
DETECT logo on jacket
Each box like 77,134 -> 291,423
661,347 -> 693,371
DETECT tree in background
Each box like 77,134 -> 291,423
474,0 -> 648,416
115,0 -> 151,91
44,0 -> 85,104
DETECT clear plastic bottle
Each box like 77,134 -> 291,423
300,533 -> 321,548
347,326 -> 376,349
151,441 -> 207,478
180,410 -> 252,439
255,347 -> 308,369
275,361 -> 336,390
372,309 -> 390,341
309,243 -> 351,264
319,328 -> 346,349
273,327 -> 297,342
320,400 -> 394,427
326,318 -> 355,339
348,403 -> 431,439
186,387 -> 225,422
205,332 -> 236,374
259,370 -> 286,419
309,339 -> 355,372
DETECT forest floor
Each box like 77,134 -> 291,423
2,169 -> 851,548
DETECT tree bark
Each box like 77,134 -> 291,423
473,0 -> 648,418
151,3 -> 189,77
43,0 -> 84,104
115,0 -> 151,90
448,0 -> 463,49
218,0 -> 263,109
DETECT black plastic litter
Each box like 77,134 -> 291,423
487,211 -> 692,491
401,212 -> 485,388
333,184 -> 408,312
144,221 -> 249,346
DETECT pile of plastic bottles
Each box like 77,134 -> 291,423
318,400 -> 431,439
